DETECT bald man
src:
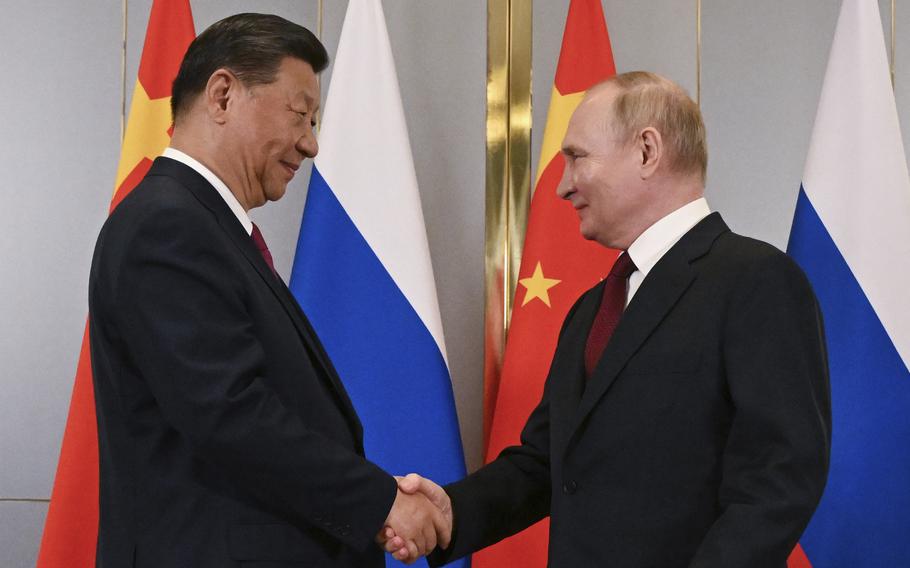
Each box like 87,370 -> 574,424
387,72 -> 830,568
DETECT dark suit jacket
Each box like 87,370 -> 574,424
431,213 -> 831,568
89,157 -> 397,567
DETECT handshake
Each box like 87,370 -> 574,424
376,474 -> 452,564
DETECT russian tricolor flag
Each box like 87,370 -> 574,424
787,0 -> 910,565
289,2 -> 468,567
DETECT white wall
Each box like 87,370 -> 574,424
0,2 -> 122,566
2,1 -> 906,565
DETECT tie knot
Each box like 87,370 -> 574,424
610,252 -> 637,279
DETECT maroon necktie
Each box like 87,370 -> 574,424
250,223 -> 277,276
584,253 -> 637,376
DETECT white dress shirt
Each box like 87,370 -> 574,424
625,197 -> 712,305
162,147 -> 253,236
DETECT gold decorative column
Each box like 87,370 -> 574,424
484,0 -> 532,447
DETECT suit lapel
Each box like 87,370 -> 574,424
549,288 -> 602,454
566,213 -> 729,449
149,158 -> 365,445
270,277 -> 365,443
222,218 -> 365,443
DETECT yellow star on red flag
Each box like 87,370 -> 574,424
519,261 -> 561,307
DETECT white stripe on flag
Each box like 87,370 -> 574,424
801,0 -> 910,365
314,0 -> 447,362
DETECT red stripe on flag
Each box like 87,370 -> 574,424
36,321 -> 98,568
138,0 -> 196,99
788,543 -> 814,568
554,0 -> 616,96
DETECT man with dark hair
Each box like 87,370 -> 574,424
89,13 -> 447,567
385,72 -> 831,567
170,13 -> 329,122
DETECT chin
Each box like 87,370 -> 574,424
578,221 -> 598,241
579,229 -> 600,243
265,185 -> 288,203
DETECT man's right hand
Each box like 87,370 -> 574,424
378,474 -> 453,563
377,481 -> 451,564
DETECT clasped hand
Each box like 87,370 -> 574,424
375,473 -> 452,564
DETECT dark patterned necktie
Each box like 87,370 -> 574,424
584,253 -> 637,376
250,223 -> 277,276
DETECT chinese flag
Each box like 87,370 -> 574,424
474,1 -> 617,566
36,2 -> 195,566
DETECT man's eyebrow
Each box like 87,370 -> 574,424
562,144 -> 581,155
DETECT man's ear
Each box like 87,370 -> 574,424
204,68 -> 238,125
638,126 -> 663,179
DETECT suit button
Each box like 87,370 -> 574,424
563,480 -> 577,495
341,526 -> 352,537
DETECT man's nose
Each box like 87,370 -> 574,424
297,131 -> 318,159
556,160 -> 573,199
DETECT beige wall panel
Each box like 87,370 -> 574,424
0,1 -> 121,501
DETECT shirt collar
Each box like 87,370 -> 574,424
626,197 -> 711,278
162,147 -> 253,236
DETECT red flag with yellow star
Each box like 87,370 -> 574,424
36,3 -> 195,566
473,1 -> 617,566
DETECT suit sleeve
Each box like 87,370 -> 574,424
427,383 -> 551,565
690,252 -> 831,567
429,294 -> 591,566
109,206 -> 397,551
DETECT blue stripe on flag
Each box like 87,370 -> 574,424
788,186 -> 910,566
290,168 -> 468,568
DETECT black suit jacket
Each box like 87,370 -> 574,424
89,157 -> 397,567
432,213 -> 831,568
